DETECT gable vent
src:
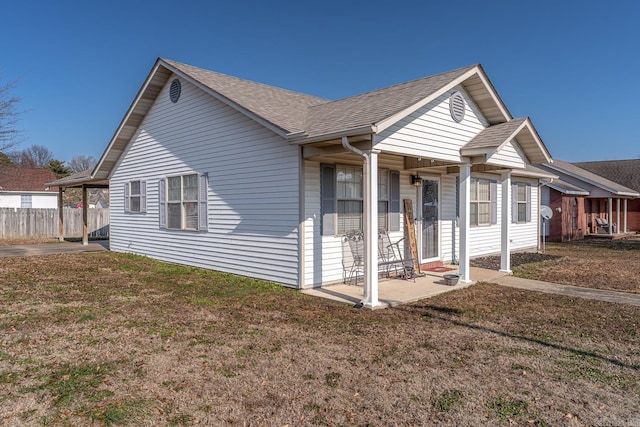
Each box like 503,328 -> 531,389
169,79 -> 181,103
449,91 -> 465,123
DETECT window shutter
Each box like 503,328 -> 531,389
124,182 -> 130,213
158,179 -> 167,229
389,170 -> 400,232
320,164 -> 336,236
140,180 -> 147,213
526,184 -> 532,223
511,182 -> 518,224
198,173 -> 209,231
490,181 -> 497,225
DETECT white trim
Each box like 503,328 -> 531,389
500,171 -> 512,273
375,67 -> 511,134
458,164 -> 471,283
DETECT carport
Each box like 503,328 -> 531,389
47,170 -> 109,245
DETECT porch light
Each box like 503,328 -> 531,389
411,175 -> 422,187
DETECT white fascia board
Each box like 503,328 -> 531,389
93,60 -> 166,181
546,182 -> 589,196
374,67 -> 511,134
288,125 -> 375,145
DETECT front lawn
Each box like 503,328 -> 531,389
0,251 -> 638,425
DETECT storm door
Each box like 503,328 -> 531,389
421,178 -> 440,262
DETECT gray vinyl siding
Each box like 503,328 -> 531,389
374,86 -> 488,162
110,75 -> 300,286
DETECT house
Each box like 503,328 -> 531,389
573,159 -> 640,232
537,160 -> 639,241
52,58 -> 554,308
0,166 -> 59,209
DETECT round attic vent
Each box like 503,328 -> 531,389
449,91 -> 465,123
169,79 -> 181,103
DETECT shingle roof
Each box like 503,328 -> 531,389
302,65 -> 477,138
573,159 -> 640,193
463,118 -> 527,151
0,166 -> 58,192
541,159 -> 639,196
163,59 -> 329,135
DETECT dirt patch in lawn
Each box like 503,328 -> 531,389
472,238 -> 640,294
1,252 -> 639,426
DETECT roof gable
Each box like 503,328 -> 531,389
461,118 -> 552,164
0,166 -> 58,192
297,64 -> 514,142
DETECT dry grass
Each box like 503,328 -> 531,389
0,251 -> 638,426
472,237 -> 640,294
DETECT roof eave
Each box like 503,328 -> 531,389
543,163 -> 638,196
288,125 -> 376,145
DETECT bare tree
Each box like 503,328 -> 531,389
8,144 -> 54,167
69,155 -> 97,173
0,74 -> 24,151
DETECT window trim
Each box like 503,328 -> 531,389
124,180 -> 146,214
470,178 -> 492,226
516,182 -> 528,223
160,173 -> 208,232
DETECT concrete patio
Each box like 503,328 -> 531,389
302,266 -> 506,308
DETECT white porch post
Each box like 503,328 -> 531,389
608,197 -> 613,236
624,199 -> 628,232
361,149 -> 381,309
616,198 -> 621,234
458,164 -> 471,283
500,171 -> 512,273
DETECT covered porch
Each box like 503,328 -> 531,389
302,266 -> 504,308
46,170 -> 109,245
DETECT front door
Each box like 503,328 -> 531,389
421,178 -> 439,262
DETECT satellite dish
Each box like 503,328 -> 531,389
540,205 -> 553,220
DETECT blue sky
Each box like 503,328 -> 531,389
2,0 -> 639,163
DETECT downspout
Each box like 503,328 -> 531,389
341,136 -> 380,308
341,135 -> 364,157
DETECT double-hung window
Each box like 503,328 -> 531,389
470,178 -> 491,226
167,174 -> 199,230
516,183 -> 527,223
323,164 -> 399,235
160,173 -> 208,231
336,165 -> 363,233
511,182 -> 531,224
124,180 -> 146,213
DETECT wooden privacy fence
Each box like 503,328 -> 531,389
0,208 -> 110,240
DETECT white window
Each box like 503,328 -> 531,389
21,195 -> 32,208
516,183 -> 528,223
470,178 -> 491,226
160,173 -> 208,231
167,174 -> 199,230
124,180 -> 146,213
335,165 -> 391,234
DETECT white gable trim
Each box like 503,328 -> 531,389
374,66 -> 511,135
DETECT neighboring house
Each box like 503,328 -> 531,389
573,159 -> 640,232
537,160 -> 639,241
57,58 -> 554,308
0,166 -> 59,209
